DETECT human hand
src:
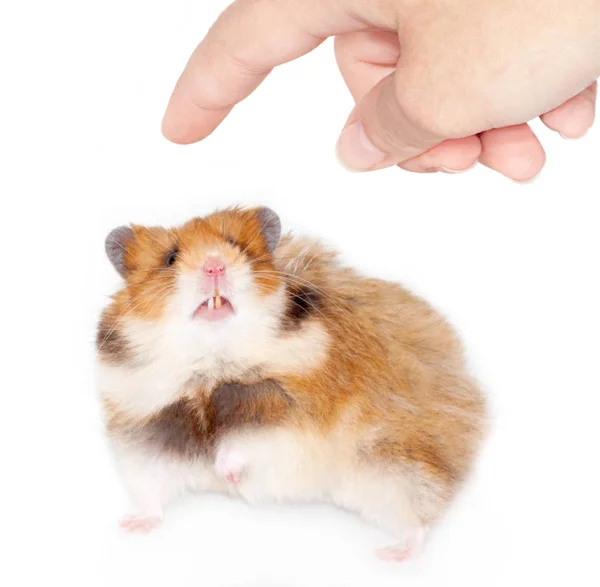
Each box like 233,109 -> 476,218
162,0 -> 600,181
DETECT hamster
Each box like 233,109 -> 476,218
96,206 -> 487,562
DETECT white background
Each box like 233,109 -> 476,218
2,1 -> 600,586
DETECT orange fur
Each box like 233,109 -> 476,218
268,236 -> 487,521
97,207 -> 281,346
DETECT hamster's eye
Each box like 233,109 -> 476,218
226,236 -> 241,249
166,248 -> 178,267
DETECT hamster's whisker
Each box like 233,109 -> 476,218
105,283 -> 174,335
256,282 -> 365,354
253,270 -> 353,318
137,284 -> 176,317
253,270 -> 343,310
97,283 -> 174,352
254,281 -> 344,326
99,283 -> 172,339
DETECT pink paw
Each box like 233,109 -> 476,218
224,470 -> 242,485
119,514 -> 162,533
376,545 -> 416,563
214,443 -> 246,486
376,526 -> 427,563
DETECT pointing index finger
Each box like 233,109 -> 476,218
162,0 -> 363,144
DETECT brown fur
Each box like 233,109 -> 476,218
105,379 -> 293,459
205,380 -> 295,440
96,311 -> 132,363
281,283 -> 323,331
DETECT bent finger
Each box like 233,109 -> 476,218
478,124 -> 546,182
540,82 -> 597,139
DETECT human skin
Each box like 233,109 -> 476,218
162,0 -> 600,181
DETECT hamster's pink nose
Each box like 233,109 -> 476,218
203,257 -> 226,277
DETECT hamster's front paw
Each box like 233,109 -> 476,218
119,514 -> 163,533
376,526 -> 427,563
214,442 -> 247,486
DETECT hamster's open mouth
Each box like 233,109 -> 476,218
193,292 -> 234,322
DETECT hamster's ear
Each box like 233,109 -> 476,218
105,225 -> 134,277
256,207 -> 281,253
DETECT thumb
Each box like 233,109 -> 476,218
336,72 -> 444,171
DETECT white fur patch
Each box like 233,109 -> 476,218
212,426 -> 423,538
113,422 -> 429,540
97,263 -> 330,420
112,445 -> 225,516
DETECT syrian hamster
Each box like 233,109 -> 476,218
96,206 -> 487,561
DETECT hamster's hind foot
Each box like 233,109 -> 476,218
376,525 -> 427,563
119,514 -> 162,533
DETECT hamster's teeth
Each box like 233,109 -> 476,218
208,297 -> 215,311
213,288 -> 222,309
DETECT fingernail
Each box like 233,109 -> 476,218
437,162 -> 478,174
559,129 -> 588,140
511,170 -> 542,185
336,122 -> 388,172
